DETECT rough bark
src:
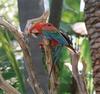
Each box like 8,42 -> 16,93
84,0 -> 100,93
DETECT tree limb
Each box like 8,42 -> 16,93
24,11 -> 49,33
71,53 -> 88,94
0,17 -> 45,94
0,73 -> 21,94
43,39 -> 58,94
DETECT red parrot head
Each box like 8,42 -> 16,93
29,22 -> 57,36
29,22 -> 44,35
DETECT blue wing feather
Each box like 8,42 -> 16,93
43,30 -> 68,45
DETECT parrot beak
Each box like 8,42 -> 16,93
32,34 -> 38,38
31,29 -> 40,38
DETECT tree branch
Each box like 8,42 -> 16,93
0,73 -> 21,94
24,11 -> 49,32
43,39 -> 58,94
0,17 -> 45,94
71,53 -> 88,94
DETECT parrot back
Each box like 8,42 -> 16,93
42,30 -> 69,46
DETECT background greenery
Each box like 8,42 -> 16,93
0,0 -> 93,94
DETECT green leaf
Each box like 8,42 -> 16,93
80,38 -> 92,71
64,0 -> 80,12
62,0 -> 84,23
0,30 -> 25,94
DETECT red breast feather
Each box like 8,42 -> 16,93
29,22 -> 44,33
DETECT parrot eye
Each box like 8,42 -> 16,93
47,24 -> 52,26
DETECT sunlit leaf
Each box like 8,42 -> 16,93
80,38 -> 92,71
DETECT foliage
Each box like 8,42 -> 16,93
58,48 -> 72,94
58,0 -> 93,94
0,0 -> 25,94
0,0 -> 93,94
62,0 -> 83,23
0,0 -> 19,25
80,38 -> 93,93
0,28 -> 25,94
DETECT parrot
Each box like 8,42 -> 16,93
28,22 -> 76,77
28,22 -> 76,53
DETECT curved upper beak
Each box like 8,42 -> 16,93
32,33 -> 38,38
31,29 -> 40,38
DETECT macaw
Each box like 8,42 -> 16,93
28,22 -> 76,77
28,22 -> 76,53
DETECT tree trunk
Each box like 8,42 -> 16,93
48,0 -> 63,93
49,0 -> 63,28
17,0 -> 48,94
84,0 -> 100,94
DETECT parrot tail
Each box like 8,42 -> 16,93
49,46 -> 63,78
66,45 -> 76,53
